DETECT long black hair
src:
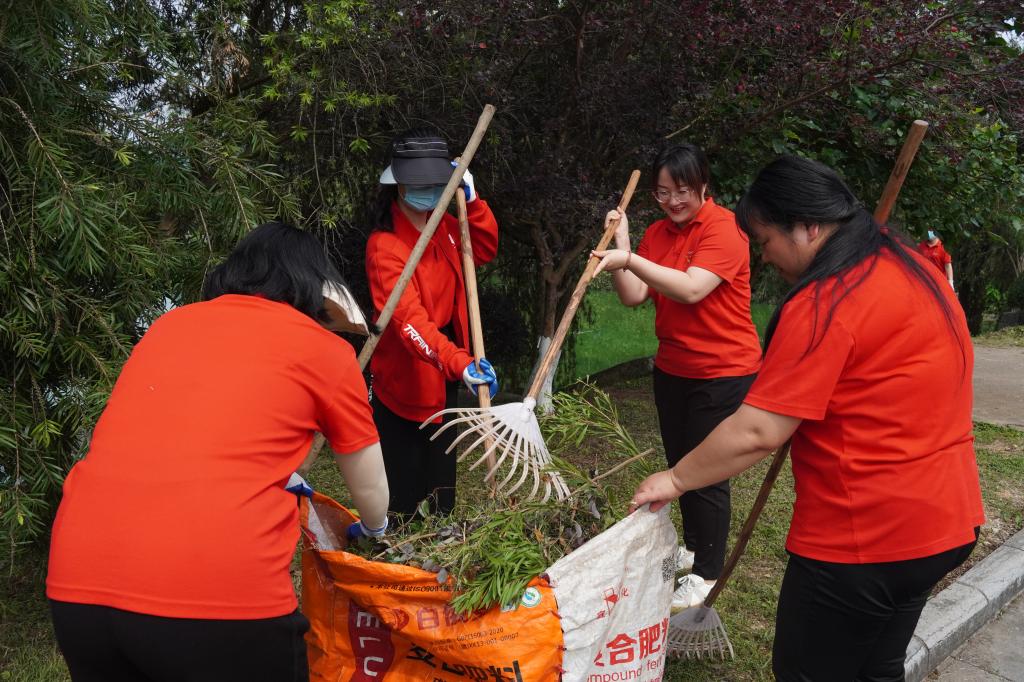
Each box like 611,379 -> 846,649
369,125 -> 445,232
651,143 -> 711,196
735,155 -> 965,366
203,221 -> 349,324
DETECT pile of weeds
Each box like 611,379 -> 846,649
345,382 -> 656,614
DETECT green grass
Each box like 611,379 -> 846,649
5,308 -> 1021,682
974,325 -> 1024,348
574,289 -> 773,378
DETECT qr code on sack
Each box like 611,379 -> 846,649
661,555 -> 675,583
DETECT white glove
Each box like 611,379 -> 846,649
462,358 -> 498,398
452,160 -> 477,202
347,517 -> 388,540
285,472 -> 314,498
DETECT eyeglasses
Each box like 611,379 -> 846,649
652,187 -> 696,204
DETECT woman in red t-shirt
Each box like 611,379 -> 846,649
592,144 -> 762,611
631,155 -> 982,681
47,223 -> 389,681
365,128 -> 499,517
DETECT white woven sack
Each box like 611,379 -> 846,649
546,505 -> 678,682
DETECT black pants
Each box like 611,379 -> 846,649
773,533 -> 977,682
652,367 -> 756,580
373,382 -> 459,517
50,600 -> 309,682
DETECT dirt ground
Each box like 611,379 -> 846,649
972,346 -> 1024,429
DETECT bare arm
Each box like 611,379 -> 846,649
631,405 -> 800,511
595,249 -> 724,305
596,210 -> 723,305
334,442 -> 389,529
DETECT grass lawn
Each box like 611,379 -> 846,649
4,310 -> 1022,681
974,325 -> 1024,348
573,290 -> 773,378
5,389 -> 1022,682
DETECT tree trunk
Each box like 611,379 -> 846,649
525,276 -> 563,413
527,335 -> 561,415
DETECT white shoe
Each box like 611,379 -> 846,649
671,574 -> 715,613
675,546 -> 695,572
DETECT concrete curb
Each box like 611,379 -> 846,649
905,528 -> 1024,681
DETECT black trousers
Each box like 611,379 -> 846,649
373,381 -> 459,517
773,533 -> 977,682
652,367 -> 757,580
50,600 -> 309,682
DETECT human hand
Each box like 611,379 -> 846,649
285,472 -> 314,498
605,209 -> 630,245
452,160 -> 477,202
592,248 -> 632,276
628,469 -> 686,513
346,518 -> 389,542
462,358 -> 498,398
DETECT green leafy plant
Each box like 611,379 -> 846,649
345,383 -> 653,614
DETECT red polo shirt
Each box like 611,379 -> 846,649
47,295 -> 379,619
366,200 -> 498,422
636,198 -> 762,379
744,249 -> 983,563
917,239 -> 952,274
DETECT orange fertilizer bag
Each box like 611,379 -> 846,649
300,493 -> 565,681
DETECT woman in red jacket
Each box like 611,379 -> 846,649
631,155 -> 982,681
366,128 -> 499,517
593,143 -> 762,611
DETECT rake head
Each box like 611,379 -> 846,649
423,398 -> 570,502
666,605 -> 734,660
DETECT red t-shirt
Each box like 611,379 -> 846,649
47,295 -> 379,619
636,198 -> 762,379
367,200 -> 498,422
917,239 -> 952,274
744,250 -> 983,563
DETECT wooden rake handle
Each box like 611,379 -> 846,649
457,190 -> 498,493
704,119 -> 929,608
357,104 -> 497,371
704,441 -> 790,607
874,120 -> 928,225
524,169 -> 642,400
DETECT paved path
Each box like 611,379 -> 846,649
932,592 -> 1024,681
973,346 -> 1024,429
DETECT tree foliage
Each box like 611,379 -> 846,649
242,0 -> 1024,350
2,0 -> 1023,557
0,0 -> 293,558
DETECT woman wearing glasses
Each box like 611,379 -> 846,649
593,143 -> 761,611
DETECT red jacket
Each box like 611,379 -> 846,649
367,200 -> 498,422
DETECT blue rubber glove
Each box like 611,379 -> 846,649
346,518 -> 388,541
462,358 -> 498,399
451,160 -> 477,203
285,472 -> 314,498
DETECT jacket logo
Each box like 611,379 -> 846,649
403,323 -> 444,370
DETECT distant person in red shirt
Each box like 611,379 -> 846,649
917,229 -> 955,291
592,143 -> 762,611
47,223 -> 390,681
631,156 -> 982,681
366,128 -> 499,517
